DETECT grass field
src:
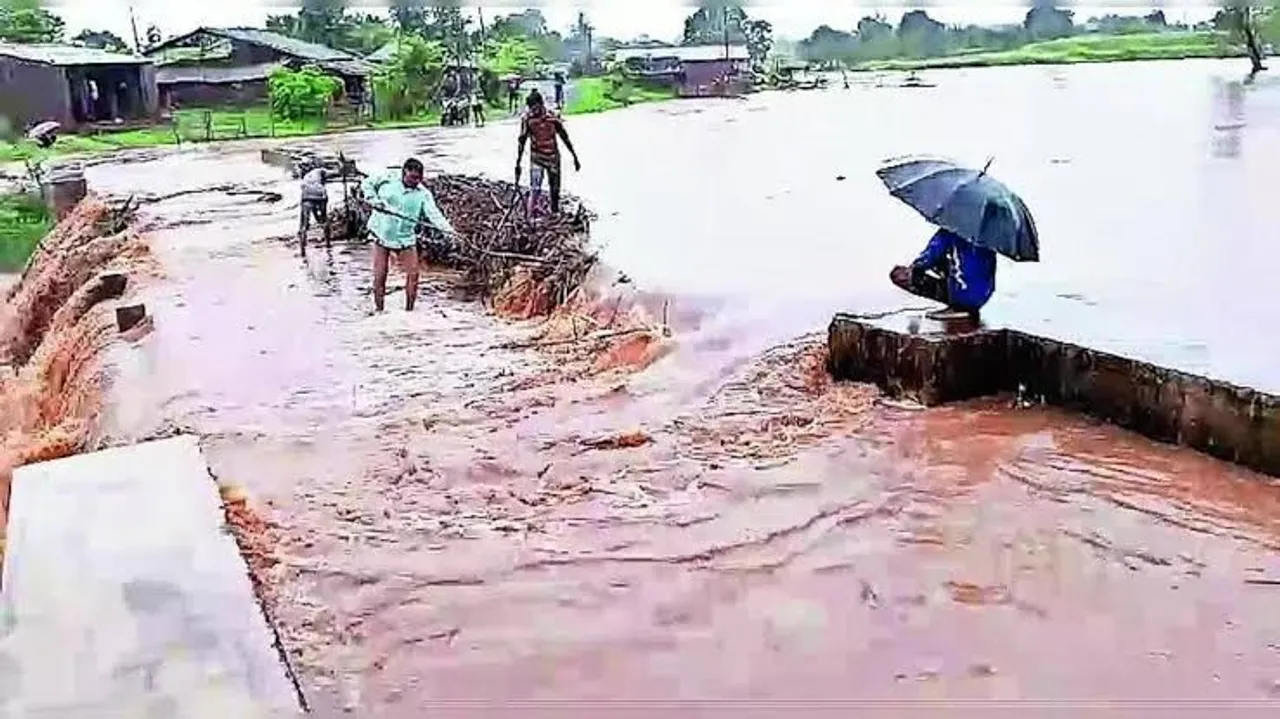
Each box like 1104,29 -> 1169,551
0,79 -> 675,165
856,31 -> 1240,72
0,106 -> 445,165
0,193 -> 52,272
565,76 -> 677,115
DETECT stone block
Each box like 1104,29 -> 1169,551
42,175 -> 88,220
0,436 -> 303,717
93,271 -> 127,301
1189,379 -> 1263,468
827,312 -> 1011,406
830,312 -> 1280,479
115,303 -> 147,333
1128,362 -> 1185,446
1243,392 -> 1280,477
259,148 -> 296,173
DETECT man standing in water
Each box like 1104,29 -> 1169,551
890,228 -> 996,321
361,158 -> 457,313
298,161 -> 332,256
516,90 -> 581,217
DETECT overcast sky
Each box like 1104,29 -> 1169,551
50,2 -> 1221,44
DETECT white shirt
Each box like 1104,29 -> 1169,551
300,168 -> 327,201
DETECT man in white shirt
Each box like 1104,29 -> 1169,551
298,163 -> 331,256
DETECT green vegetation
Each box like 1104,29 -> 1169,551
856,31 -> 1238,72
0,0 -> 64,44
0,192 -> 51,272
374,35 -> 448,120
268,66 -> 343,121
793,5 -> 1278,73
0,108 -> 373,164
566,76 -> 676,115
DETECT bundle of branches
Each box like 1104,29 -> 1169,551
422,174 -> 597,310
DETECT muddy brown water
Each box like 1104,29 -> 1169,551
54,59 -> 1280,709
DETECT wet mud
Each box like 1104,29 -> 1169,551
4,58 -> 1280,710
0,198 -> 155,558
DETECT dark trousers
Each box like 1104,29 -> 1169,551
890,260 -> 975,314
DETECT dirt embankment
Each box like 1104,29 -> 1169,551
0,198 -> 155,558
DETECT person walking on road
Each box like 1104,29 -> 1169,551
471,90 -> 486,127
298,162 -> 332,257
360,158 -> 457,313
506,77 -> 522,114
515,90 -> 581,217
553,72 -> 566,109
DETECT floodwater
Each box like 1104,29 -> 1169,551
68,59 -> 1280,710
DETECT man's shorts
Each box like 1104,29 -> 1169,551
528,160 -> 561,193
299,197 -> 327,234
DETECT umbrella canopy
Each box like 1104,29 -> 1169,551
876,156 -> 1040,262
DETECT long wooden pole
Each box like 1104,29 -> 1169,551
128,4 -> 142,52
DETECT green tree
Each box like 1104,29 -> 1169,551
480,36 -> 542,77
564,11 -> 596,73
269,65 -> 342,120
491,9 -> 548,38
1217,1 -> 1269,76
374,34 -> 446,119
897,10 -> 949,58
851,14 -> 898,60
71,28 -> 129,52
389,0 -> 428,35
344,13 -> 392,55
682,1 -> 747,45
741,19 -> 773,71
297,0 -> 348,47
798,25 -> 857,64
1024,2 -> 1075,41
425,1 -> 470,62
681,0 -> 772,71
265,14 -> 299,37
0,0 -> 64,43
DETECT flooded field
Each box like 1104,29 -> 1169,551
11,58 -> 1280,710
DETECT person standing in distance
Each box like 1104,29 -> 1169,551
515,90 -> 581,217
360,158 -> 457,313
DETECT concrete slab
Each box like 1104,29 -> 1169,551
0,436 -> 303,718
827,312 -> 1009,406
115,303 -> 147,333
828,312 -> 1280,477
1007,331 -> 1280,476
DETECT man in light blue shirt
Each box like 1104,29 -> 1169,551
360,158 -> 456,312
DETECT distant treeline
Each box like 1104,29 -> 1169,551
795,6 -> 1274,65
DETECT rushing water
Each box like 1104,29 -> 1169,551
63,59 -> 1280,710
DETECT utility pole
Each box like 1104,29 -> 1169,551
128,4 -> 142,53
722,5 -> 730,60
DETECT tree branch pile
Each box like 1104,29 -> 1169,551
420,174 -> 598,312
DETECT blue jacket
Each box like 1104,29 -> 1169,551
913,229 -> 997,311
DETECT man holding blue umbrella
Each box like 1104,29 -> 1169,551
878,156 -> 1040,321
890,228 -> 997,320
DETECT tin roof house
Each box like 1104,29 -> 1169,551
143,28 -> 374,109
0,43 -> 159,130
612,44 -> 751,97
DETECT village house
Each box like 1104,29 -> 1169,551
143,28 -> 374,109
612,44 -> 751,97
0,43 -> 159,130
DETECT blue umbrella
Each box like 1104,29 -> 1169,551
876,156 -> 1040,262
